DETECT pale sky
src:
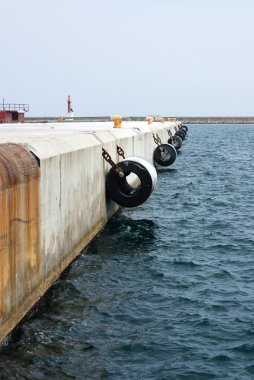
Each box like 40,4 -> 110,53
1,0 -> 254,117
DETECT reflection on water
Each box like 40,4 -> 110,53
87,212 -> 158,257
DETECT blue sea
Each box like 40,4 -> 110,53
1,124 -> 254,379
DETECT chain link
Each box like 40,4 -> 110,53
156,133 -> 162,145
102,148 -> 124,178
153,133 -> 162,146
117,145 -> 125,159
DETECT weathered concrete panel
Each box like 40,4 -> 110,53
0,144 -> 40,343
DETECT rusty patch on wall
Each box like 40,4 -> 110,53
0,143 -> 40,325
0,143 -> 39,191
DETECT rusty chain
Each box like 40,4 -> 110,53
153,133 -> 162,146
167,129 -> 173,144
102,148 -> 124,178
152,133 -> 166,154
117,146 -> 125,159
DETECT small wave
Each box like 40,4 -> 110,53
204,170 -> 213,177
172,259 -> 200,268
205,304 -> 228,313
210,353 -> 231,362
171,192 -> 181,199
246,365 -> 254,375
194,317 -> 210,327
172,370 -> 216,379
156,167 -> 177,173
208,269 -> 233,279
232,343 -> 254,354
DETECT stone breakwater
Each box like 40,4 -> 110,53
175,117 -> 254,124
0,120 -> 180,344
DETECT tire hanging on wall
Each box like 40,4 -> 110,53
153,144 -> 177,167
106,156 -> 157,208
168,135 -> 182,151
176,130 -> 186,141
181,125 -> 188,132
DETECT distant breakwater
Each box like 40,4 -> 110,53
175,116 -> 254,124
24,116 -> 254,124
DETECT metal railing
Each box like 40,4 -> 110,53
0,103 -> 29,112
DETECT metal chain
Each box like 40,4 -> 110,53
167,129 -> 173,145
117,146 -> 125,159
156,133 -> 162,145
102,148 -> 124,178
153,133 -> 162,146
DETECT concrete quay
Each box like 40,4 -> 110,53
0,120 -> 180,344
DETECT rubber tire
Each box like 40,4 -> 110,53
171,135 -> 182,151
182,125 -> 188,132
106,160 -> 154,207
176,131 -> 186,140
153,144 -> 177,167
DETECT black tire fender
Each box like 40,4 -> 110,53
176,130 -> 186,140
153,144 -> 177,166
171,135 -> 182,150
106,157 -> 157,207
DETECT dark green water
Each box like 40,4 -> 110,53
1,124 -> 254,379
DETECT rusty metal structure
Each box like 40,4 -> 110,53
0,101 -> 29,123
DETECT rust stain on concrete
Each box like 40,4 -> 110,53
0,144 -> 40,326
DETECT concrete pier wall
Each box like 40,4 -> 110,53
0,121 -> 179,343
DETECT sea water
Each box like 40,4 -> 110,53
0,124 -> 254,379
